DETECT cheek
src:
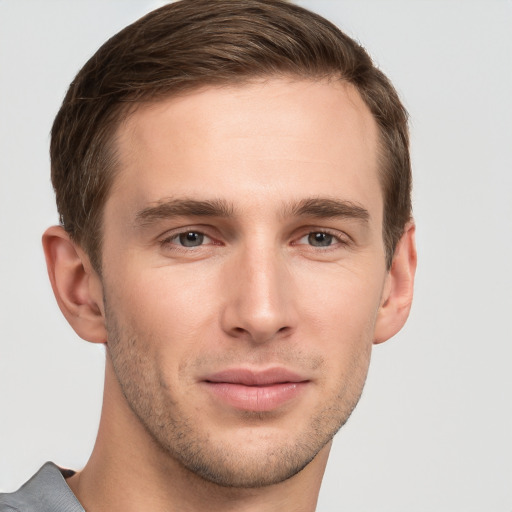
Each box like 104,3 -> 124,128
295,264 -> 383,381
114,264 -> 191,316
297,263 -> 384,337
105,265 -> 222,365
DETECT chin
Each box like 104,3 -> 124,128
166,433 -> 327,488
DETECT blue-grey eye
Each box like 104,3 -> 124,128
178,232 -> 204,247
308,232 -> 334,247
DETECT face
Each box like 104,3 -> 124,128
100,78 -> 388,487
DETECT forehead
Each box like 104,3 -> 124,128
110,78 -> 381,220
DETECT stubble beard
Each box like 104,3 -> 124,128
105,300 -> 371,489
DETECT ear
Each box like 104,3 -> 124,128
373,222 -> 417,345
42,226 -> 107,344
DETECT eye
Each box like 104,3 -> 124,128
297,231 -> 340,247
179,231 -> 204,247
306,232 -> 335,247
165,231 -> 212,248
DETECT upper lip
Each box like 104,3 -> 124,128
202,368 -> 309,386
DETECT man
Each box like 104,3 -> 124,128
0,0 -> 416,510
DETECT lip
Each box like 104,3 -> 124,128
201,368 -> 310,412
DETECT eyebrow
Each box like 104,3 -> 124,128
285,197 -> 370,223
133,196 -> 369,227
134,198 -> 234,226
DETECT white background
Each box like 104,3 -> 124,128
0,1 -> 511,510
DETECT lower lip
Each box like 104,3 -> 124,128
203,381 -> 308,412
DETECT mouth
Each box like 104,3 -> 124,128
201,368 -> 310,412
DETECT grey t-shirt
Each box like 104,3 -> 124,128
0,463 -> 84,512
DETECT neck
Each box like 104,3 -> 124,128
66,358 -> 330,512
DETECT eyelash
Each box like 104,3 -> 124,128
159,230 -> 217,251
294,229 -> 349,250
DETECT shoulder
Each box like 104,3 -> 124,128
0,463 -> 83,512
0,503 -> 19,512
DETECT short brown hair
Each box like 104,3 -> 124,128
50,0 -> 411,271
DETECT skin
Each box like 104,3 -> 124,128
43,78 -> 416,512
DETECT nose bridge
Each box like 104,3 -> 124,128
221,236 -> 296,343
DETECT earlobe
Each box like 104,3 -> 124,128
42,226 -> 107,344
373,223 -> 417,345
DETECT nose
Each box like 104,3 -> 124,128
220,244 -> 298,344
